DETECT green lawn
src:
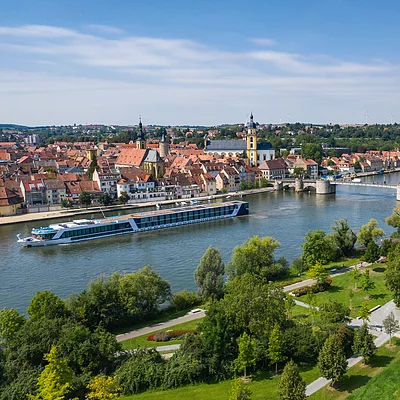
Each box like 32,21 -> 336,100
299,265 -> 392,317
309,339 -> 400,400
122,363 -> 320,400
120,319 -> 201,350
278,257 -> 361,288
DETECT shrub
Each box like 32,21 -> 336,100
153,331 -> 171,342
146,329 -> 196,342
292,280 -> 332,297
167,329 -> 196,339
170,290 -> 200,310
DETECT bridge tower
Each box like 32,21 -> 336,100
316,179 -> 336,195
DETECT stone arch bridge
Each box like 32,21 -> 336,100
270,179 -> 400,200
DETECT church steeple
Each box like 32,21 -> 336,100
246,112 -> 257,166
136,116 -> 146,150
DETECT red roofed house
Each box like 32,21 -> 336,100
0,182 -> 23,216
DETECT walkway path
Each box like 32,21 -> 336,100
116,310 -> 205,343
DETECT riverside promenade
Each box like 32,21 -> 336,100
0,187 -> 274,226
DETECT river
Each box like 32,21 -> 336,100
0,171 -> 399,312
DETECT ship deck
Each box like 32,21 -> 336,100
100,201 -> 245,223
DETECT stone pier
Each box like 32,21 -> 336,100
295,178 -> 304,192
274,181 -> 283,191
316,179 -> 336,195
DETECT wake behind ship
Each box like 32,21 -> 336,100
17,201 -> 249,247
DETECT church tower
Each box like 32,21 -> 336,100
159,133 -> 170,158
246,112 -> 257,166
136,117 -> 146,150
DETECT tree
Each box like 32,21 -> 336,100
27,290 -> 67,321
87,153 -> 99,180
86,375 -> 121,400
359,270 -> 376,299
331,218 -> 357,257
358,302 -> 371,322
385,206 -> 400,234
79,191 -> 93,208
194,246 -> 224,301
60,198 -> 74,209
117,191 -> 129,205
301,230 -> 337,267
305,291 -> 317,324
382,311 -> 400,344
229,378 -> 252,400
235,332 -> 256,378
28,346 -> 74,400
0,308 -> 25,344
268,323 -> 286,375
317,334 -> 347,387
170,290 -> 199,310
227,236 -> 282,281
116,348 -> 165,395
98,192 -> 112,207
352,323 -> 376,364
240,181 -> 248,191
278,360 -> 306,400
301,143 -> 323,164
352,268 -> 361,290
319,301 -> 350,324
349,289 -> 354,311
385,245 -> 400,307
285,296 -> 296,320
307,262 -> 329,285
357,218 -> 384,247
363,241 -> 380,263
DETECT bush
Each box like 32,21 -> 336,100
153,331 -> 171,342
170,290 -> 200,311
167,329 -> 196,339
292,280 -> 332,297
146,329 -> 196,342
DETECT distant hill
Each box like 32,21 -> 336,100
0,124 -> 31,130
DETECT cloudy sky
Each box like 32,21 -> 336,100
1,0 -> 400,126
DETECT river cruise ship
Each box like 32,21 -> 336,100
17,201 -> 249,247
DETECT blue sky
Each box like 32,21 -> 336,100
1,0 -> 400,126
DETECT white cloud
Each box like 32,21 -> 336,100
249,38 -> 278,46
86,24 -> 124,35
0,24 -> 399,125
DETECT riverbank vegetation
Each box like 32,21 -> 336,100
1,211 -> 400,399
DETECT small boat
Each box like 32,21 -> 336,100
175,202 -> 180,206
190,200 -> 199,205
156,203 -> 162,209
180,201 -> 188,206
352,178 -> 362,183
226,195 -> 232,199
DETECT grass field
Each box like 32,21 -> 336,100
123,363 -> 320,400
309,339 -> 400,400
300,265 -> 392,317
120,319 -> 201,350
278,257 -> 361,287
